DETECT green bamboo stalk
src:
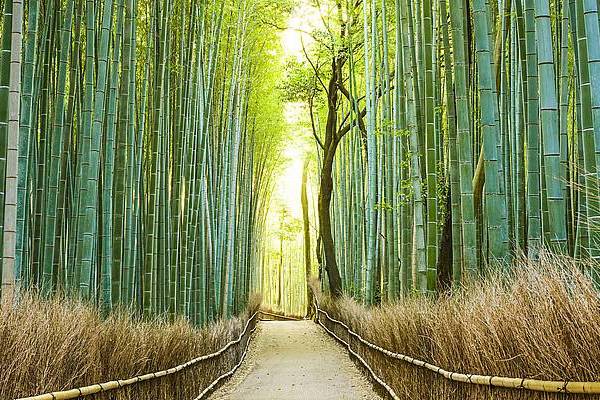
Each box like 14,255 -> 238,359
533,0 -> 567,250
523,0 -> 542,256
422,0 -> 438,293
400,0 -> 427,294
440,0 -> 463,283
2,0 -> 23,296
472,0 -> 509,263
582,0 -> 600,259
449,0 -> 477,277
101,0 -> 125,310
0,0 -> 13,295
15,0 -> 38,286
362,0 -> 377,304
42,0 -> 75,297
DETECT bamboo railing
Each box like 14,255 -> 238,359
15,311 -> 259,400
314,300 -> 600,396
258,310 -> 303,321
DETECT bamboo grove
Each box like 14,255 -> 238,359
293,0 -> 600,303
261,219 -> 310,317
259,181 -> 319,317
0,0 -> 289,324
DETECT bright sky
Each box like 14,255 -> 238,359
269,0 -> 322,221
280,0 -> 321,61
275,103 -> 307,220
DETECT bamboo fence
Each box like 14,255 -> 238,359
314,299 -> 600,396
15,312 -> 259,400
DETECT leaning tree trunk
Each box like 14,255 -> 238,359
318,60 -> 343,298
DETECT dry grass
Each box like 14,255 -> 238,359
0,294 -> 260,400
316,254 -> 600,399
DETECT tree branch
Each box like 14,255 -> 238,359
337,82 -> 367,135
309,96 -> 325,150
335,75 -> 394,143
257,17 -> 332,49
302,37 -> 329,95
336,107 -> 367,141
315,0 -> 335,40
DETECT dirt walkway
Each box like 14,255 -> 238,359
208,320 -> 381,400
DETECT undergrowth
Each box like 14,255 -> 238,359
0,293 -> 260,400
316,254 -> 600,399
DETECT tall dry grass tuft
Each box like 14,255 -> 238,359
316,254 -> 600,399
0,294 -> 260,399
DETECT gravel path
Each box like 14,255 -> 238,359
208,320 -> 382,400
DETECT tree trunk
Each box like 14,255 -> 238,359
437,189 -> 453,292
317,58 -> 344,298
278,232 -> 283,307
318,154 -> 343,298
301,159 -> 314,316
319,80 -> 344,297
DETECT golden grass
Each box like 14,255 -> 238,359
0,294 -> 260,400
316,254 -> 600,399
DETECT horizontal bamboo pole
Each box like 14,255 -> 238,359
15,311 -> 259,400
315,302 -> 400,400
316,305 -> 600,395
259,310 -> 303,321
193,325 -> 257,400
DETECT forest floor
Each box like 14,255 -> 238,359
208,320 -> 381,400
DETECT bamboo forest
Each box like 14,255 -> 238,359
2,0 -> 600,399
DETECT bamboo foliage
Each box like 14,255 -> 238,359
2,0 -> 600,316
300,0 -> 600,302
0,0 -> 288,324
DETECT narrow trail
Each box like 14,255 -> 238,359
208,320 -> 382,400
